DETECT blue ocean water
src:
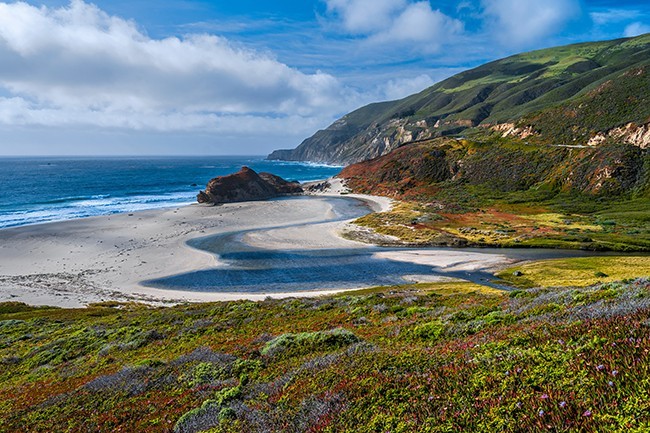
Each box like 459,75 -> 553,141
0,156 -> 342,229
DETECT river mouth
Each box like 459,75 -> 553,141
143,196 -> 613,294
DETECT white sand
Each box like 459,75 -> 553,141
0,195 -> 380,307
0,187 -> 515,308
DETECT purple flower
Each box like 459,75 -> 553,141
516,402 -> 522,409
541,393 -> 549,400
559,401 -> 567,408
608,381 -> 614,387
612,370 -> 619,376
538,409 -> 545,417
583,410 -> 592,417
596,364 -> 605,371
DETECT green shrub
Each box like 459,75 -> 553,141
189,362 -> 226,387
410,320 -> 446,341
231,359 -> 263,378
261,328 -> 360,357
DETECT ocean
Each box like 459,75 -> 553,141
0,156 -> 342,229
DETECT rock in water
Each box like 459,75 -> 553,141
197,166 -> 303,204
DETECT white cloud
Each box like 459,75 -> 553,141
324,0 -> 462,51
325,0 -> 407,34
481,0 -> 582,48
380,74 -> 434,100
624,22 -> 650,37
590,9 -> 640,26
0,0 -> 352,137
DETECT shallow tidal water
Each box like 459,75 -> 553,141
144,196 -> 604,294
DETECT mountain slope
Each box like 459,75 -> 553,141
268,34 -> 650,165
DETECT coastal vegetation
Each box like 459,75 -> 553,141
341,136 -> 649,252
1,262 -> 649,432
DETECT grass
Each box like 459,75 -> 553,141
1,271 -> 649,432
496,256 -> 650,288
351,197 -> 650,251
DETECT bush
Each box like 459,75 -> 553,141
173,399 -> 222,433
410,320 -> 446,341
261,328 -> 360,357
189,362 -> 226,387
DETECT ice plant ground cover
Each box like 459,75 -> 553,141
0,258 -> 649,432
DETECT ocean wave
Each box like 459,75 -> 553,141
266,160 -> 344,168
34,194 -> 111,206
0,191 -> 196,229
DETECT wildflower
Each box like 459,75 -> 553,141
596,364 -> 605,371
558,339 -> 565,345
538,409 -> 545,417
505,371 -> 510,376
516,402 -> 522,409
608,381 -> 614,387
559,401 -> 567,408
611,370 -> 619,376
583,410 -> 592,417
541,393 -> 549,400
428,396 -> 434,401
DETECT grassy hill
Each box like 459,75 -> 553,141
1,256 -> 649,432
268,34 -> 650,165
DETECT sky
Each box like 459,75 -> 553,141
0,0 -> 648,156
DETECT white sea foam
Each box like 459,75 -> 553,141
0,191 -> 195,229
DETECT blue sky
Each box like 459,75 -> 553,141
0,0 -> 648,155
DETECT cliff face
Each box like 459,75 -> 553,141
197,167 -> 303,204
339,138 -> 649,199
268,34 -> 650,165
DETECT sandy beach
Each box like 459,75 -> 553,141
0,184 -> 589,308
0,187 -> 389,307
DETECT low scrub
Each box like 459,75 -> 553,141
261,328 -> 360,357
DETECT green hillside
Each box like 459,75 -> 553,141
268,34 -> 650,165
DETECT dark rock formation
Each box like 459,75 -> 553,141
304,180 -> 331,193
197,166 -> 303,204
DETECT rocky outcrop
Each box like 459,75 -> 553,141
587,122 -> 650,149
197,167 -> 303,204
491,123 -> 537,140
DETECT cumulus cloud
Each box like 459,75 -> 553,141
481,0 -> 582,48
380,74 -> 434,100
325,0 -> 407,34
324,0 -> 463,51
624,22 -> 650,37
0,0 -> 350,135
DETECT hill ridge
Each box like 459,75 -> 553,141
268,33 -> 650,165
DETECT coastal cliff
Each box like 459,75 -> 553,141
268,33 -> 650,165
197,166 -> 302,204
